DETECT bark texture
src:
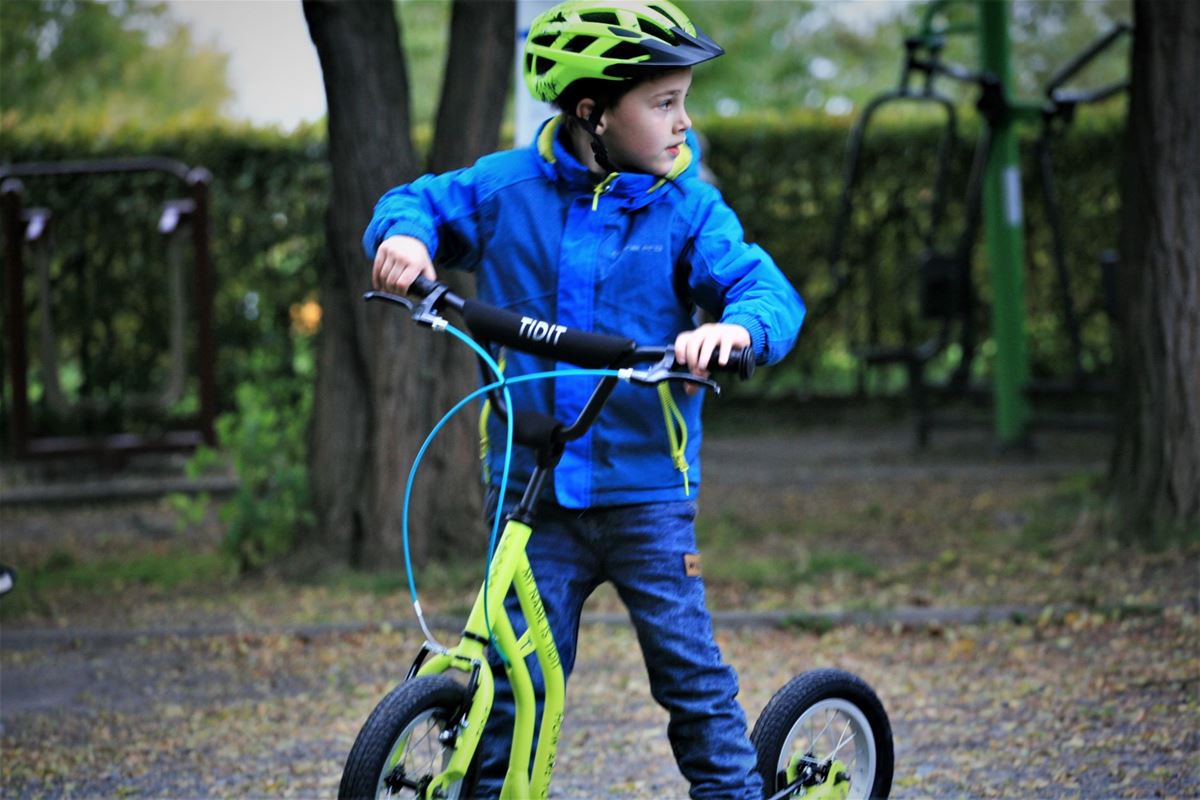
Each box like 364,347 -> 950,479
1111,0 -> 1200,538
430,0 -> 515,173
303,0 -> 514,566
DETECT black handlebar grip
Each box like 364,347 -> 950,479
705,348 -> 756,380
409,274 -> 438,298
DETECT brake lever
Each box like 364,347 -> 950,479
627,352 -> 721,395
364,290 -> 413,311
364,286 -> 451,330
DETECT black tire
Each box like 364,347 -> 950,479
339,675 -> 481,800
750,668 -> 893,800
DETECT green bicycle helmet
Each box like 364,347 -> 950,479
523,0 -> 724,104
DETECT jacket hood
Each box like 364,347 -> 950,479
532,115 -> 701,211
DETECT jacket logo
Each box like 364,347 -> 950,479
519,316 -> 567,345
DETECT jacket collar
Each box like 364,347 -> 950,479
533,115 -> 696,210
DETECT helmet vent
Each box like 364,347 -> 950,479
601,41 -> 647,62
562,35 -> 597,53
531,34 -> 558,47
534,55 -> 554,75
580,11 -> 620,25
636,18 -> 673,44
649,5 -> 681,27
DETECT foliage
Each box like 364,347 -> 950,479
0,0 -> 231,131
0,0 -> 1131,135
0,118 -> 326,571
899,0 -> 1133,104
390,0 -> 1131,126
5,547 -> 231,606
0,106 -> 1126,427
0,117 -> 328,441
211,369 -> 316,573
0,106 -> 1125,564
701,105 -> 1127,400
171,342 -> 318,575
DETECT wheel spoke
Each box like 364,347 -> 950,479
755,672 -> 891,800
773,696 -> 880,799
342,676 -> 472,800
379,711 -> 447,797
828,717 -> 855,760
807,710 -> 835,756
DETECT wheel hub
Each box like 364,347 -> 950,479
781,753 -> 850,800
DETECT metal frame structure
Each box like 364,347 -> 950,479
1,157 -> 217,460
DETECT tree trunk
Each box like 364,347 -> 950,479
303,0 -> 514,568
430,0 -> 515,173
1111,0 -> 1200,539
410,1 -> 516,561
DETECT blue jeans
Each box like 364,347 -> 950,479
475,499 -> 762,799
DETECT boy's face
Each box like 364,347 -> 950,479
596,68 -> 694,177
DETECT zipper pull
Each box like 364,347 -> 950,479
591,172 -> 618,211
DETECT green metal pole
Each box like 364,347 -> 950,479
977,0 -> 1030,445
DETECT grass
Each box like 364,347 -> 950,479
706,550 -> 879,588
0,545 -> 236,621
1017,470 -> 1200,557
1017,471 -> 1110,554
694,506 -> 882,591
2,423 -> 1196,630
39,548 -> 233,591
318,560 -> 480,601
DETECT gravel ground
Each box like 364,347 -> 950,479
2,421 -> 1197,798
2,611 -> 1196,798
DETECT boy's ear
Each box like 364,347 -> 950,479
575,98 -> 606,132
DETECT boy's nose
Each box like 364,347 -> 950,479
676,108 -> 692,132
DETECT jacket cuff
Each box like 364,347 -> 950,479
383,220 -> 438,256
720,313 -> 768,362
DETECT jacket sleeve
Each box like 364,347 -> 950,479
361,165 -> 483,270
682,188 -> 806,365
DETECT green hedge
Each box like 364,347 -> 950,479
702,107 -> 1125,398
1,119 -> 328,442
0,108 -> 1125,443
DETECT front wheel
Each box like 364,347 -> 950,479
339,675 -> 480,800
751,668 -> 893,800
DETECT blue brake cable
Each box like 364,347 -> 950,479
401,319 -> 624,663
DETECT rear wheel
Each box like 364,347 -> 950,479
339,675 -> 480,800
750,669 -> 893,799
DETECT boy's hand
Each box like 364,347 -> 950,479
674,323 -> 752,396
372,235 -> 437,295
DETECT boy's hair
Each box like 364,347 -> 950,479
552,70 -> 673,117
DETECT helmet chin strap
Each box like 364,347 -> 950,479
574,104 -> 619,175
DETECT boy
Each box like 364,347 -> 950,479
364,2 -> 805,796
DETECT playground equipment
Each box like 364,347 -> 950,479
822,0 -> 1129,446
1,158 -> 217,460
821,17 -> 1005,446
1031,23 -> 1131,396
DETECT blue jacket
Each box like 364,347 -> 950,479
364,116 -> 805,508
